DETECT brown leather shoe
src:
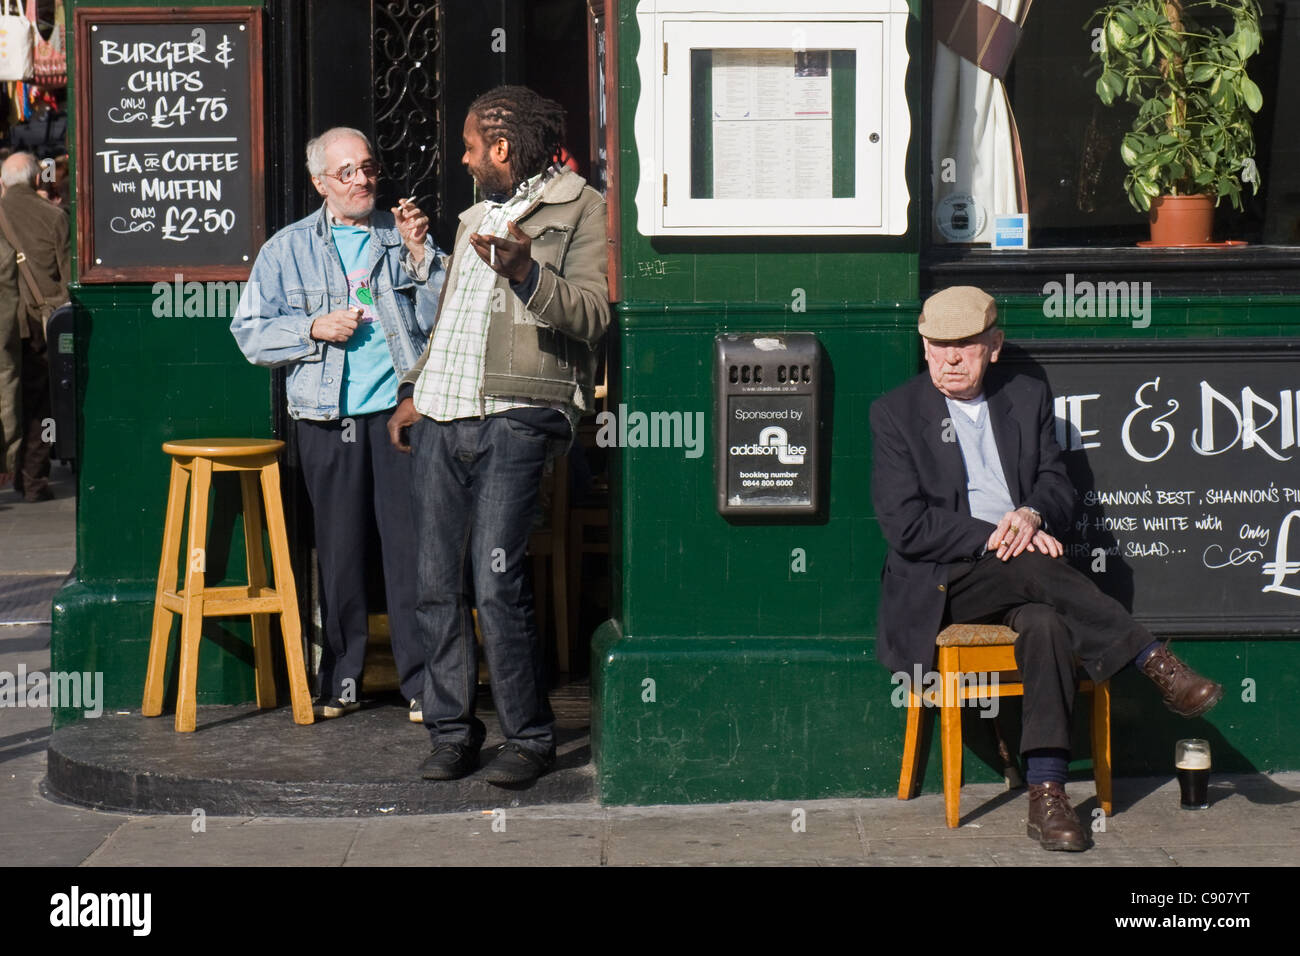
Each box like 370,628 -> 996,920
1141,643 -> 1223,718
1027,781 -> 1090,851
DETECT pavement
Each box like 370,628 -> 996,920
2,465 -> 1299,869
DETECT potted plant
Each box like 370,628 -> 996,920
1091,0 -> 1263,245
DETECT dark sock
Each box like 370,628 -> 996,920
1134,640 -> 1162,668
1025,748 -> 1070,786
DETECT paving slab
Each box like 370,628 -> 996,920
604,802 -> 866,865
82,816 -> 363,867
345,811 -> 605,866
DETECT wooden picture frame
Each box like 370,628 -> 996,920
74,6 -> 265,282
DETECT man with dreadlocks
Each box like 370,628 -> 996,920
389,85 -> 610,785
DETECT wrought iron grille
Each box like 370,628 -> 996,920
374,0 -> 442,226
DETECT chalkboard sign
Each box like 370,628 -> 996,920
1003,339 -> 1300,636
75,7 -> 264,282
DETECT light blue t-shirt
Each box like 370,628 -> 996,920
332,224 -> 397,416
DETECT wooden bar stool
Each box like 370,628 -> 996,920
142,439 -> 313,732
897,624 -> 1111,828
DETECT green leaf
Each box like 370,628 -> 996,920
1114,10 -> 1139,35
1142,36 -> 1155,67
1239,75 -> 1263,112
1107,17 -> 1129,51
1188,63 -> 1216,83
1234,25 -> 1260,60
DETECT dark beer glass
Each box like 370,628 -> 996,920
1175,739 -> 1210,810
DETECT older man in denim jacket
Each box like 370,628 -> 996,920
232,127 -> 444,722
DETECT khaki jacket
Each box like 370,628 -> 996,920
402,168 -> 610,411
0,183 -> 70,339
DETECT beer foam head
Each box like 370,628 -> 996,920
1176,753 -> 1211,770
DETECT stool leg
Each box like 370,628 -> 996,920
940,649 -> 963,828
175,457 -> 212,733
1092,679 -> 1113,816
144,460 -> 189,717
898,689 -> 925,800
240,471 -> 276,710
260,461 -> 313,725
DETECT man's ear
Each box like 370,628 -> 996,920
491,137 -> 510,164
310,175 -> 327,198
988,328 -> 1005,362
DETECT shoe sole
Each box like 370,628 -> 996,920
313,705 -> 360,719
1173,684 -> 1224,718
421,765 -> 475,781
1027,823 -> 1090,852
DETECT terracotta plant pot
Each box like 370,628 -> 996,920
1148,194 -> 1214,245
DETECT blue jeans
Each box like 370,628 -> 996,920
409,414 -> 555,757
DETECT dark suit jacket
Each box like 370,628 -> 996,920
869,368 -> 1076,673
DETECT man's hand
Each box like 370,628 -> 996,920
393,198 -> 428,264
387,396 -> 421,453
468,220 -> 533,284
1026,529 -> 1064,559
310,307 -> 361,343
987,506 -> 1044,561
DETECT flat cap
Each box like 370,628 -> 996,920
919,286 -> 997,341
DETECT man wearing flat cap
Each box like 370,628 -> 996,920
870,285 -> 1223,852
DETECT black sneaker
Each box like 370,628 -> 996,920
420,742 -> 479,781
482,742 -> 554,786
312,696 -> 360,719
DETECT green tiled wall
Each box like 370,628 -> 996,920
51,0 -> 270,727
595,0 -> 1300,805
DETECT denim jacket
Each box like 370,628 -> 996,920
230,203 -> 444,421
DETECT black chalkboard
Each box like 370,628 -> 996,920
75,7 -> 264,282
1002,338 -> 1300,635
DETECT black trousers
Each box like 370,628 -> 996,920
17,332 -> 51,498
945,551 -> 1152,753
296,412 -> 423,702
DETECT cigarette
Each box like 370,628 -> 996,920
490,242 -> 496,267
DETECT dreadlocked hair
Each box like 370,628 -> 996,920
468,85 -> 567,188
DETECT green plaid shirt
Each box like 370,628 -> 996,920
412,174 -> 556,422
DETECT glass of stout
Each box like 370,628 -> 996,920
1175,739 -> 1211,810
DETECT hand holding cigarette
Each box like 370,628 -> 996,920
468,220 -> 533,284
392,196 -> 429,262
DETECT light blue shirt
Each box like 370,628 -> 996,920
946,395 -> 1015,525
332,224 -> 397,416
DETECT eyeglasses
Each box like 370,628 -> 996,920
322,161 -> 382,184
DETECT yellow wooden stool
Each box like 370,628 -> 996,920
142,439 -> 313,732
897,624 -> 1112,828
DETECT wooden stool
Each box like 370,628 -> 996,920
897,624 -> 1112,828
142,439 -> 313,732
